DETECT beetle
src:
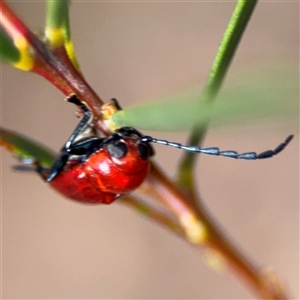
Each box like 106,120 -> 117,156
36,94 -> 293,204
36,95 -> 154,204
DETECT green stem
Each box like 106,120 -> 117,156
0,27 -> 20,63
204,0 -> 258,101
46,0 -> 69,34
177,0 -> 258,190
45,0 -> 80,72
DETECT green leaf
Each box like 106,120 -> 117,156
112,64 -> 298,132
209,64 -> 298,130
112,86 -> 206,131
1,127 -> 55,168
0,27 -> 20,63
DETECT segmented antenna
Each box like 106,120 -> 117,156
140,134 -> 294,160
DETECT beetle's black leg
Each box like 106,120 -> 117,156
45,95 -> 95,182
67,136 -> 104,157
64,95 -> 94,150
44,152 -> 71,182
12,156 -> 51,181
39,137 -> 104,182
35,163 -> 51,181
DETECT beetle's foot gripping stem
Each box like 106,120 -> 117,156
34,161 -> 50,181
66,94 -> 90,112
66,94 -> 81,105
110,98 -> 123,110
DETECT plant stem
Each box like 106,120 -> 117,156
148,162 -> 288,300
120,195 -> 184,237
204,0 -> 258,102
0,26 -> 20,63
46,0 -> 69,36
178,0 -> 258,191
0,1 -> 108,133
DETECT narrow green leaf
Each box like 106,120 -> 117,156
209,65 -> 298,130
1,127 -> 55,168
112,87 -> 206,131
0,27 -> 20,63
112,64 -> 298,132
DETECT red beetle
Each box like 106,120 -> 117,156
37,95 -> 154,204
36,94 -> 293,204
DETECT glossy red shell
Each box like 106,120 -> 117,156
50,137 -> 150,204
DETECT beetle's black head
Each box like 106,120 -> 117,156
105,127 -> 154,160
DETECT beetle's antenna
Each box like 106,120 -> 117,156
140,134 -> 294,160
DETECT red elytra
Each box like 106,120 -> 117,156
36,95 -> 154,204
49,136 -> 151,204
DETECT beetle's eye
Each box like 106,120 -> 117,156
137,142 -> 154,160
107,141 -> 128,159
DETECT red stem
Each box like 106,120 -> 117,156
0,1 -> 109,134
147,162 -> 288,300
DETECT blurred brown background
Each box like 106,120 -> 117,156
1,1 -> 298,299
